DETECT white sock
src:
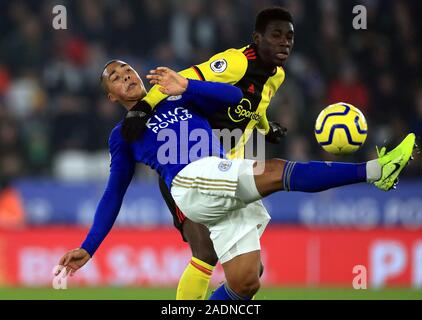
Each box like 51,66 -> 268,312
366,159 -> 381,182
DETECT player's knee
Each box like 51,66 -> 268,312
227,264 -> 261,298
242,277 -> 260,297
229,274 -> 260,298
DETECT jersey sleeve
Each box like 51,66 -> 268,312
80,129 -> 135,256
108,128 -> 136,174
256,112 -> 270,135
184,79 -> 243,113
256,66 -> 286,135
193,48 -> 248,84
143,48 -> 248,108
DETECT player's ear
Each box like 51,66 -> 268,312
252,31 -> 261,46
108,93 -> 117,102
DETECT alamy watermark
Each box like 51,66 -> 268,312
352,264 -> 367,289
353,5 -> 367,30
155,122 -> 265,166
52,5 -> 67,30
147,106 -> 267,173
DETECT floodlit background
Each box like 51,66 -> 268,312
0,0 -> 421,299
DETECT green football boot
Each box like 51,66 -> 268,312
374,133 -> 416,191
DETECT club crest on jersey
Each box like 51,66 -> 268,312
218,160 -> 232,172
210,59 -> 227,73
167,95 -> 182,101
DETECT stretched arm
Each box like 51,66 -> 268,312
122,49 -> 248,142
80,168 -> 134,256
54,169 -> 133,277
186,79 -> 243,112
147,67 -> 243,112
143,48 -> 248,108
55,132 -> 135,275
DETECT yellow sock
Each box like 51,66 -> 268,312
176,257 -> 215,300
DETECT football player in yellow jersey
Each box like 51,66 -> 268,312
122,7 -> 294,299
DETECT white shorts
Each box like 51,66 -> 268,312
219,221 -> 261,264
171,157 -> 271,263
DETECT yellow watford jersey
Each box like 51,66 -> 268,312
143,44 -> 285,159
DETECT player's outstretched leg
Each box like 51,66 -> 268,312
250,133 -> 417,197
373,133 -> 416,191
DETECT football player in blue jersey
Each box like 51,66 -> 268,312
56,61 -> 415,300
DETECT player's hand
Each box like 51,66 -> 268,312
146,67 -> 189,95
55,248 -> 91,277
265,121 -> 288,144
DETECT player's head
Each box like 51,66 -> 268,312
100,60 -> 147,107
253,7 -> 294,67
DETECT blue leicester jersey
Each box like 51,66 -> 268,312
81,79 -> 242,256
110,95 -> 226,190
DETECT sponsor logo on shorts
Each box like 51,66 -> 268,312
218,160 -> 232,172
210,59 -> 227,73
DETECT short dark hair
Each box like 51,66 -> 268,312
100,59 -> 120,93
254,7 -> 293,33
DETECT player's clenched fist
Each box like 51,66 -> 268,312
55,248 -> 91,277
146,67 -> 189,95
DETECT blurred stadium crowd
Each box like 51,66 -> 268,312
0,0 -> 421,186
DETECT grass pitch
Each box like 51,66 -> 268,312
1,287 -> 421,300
